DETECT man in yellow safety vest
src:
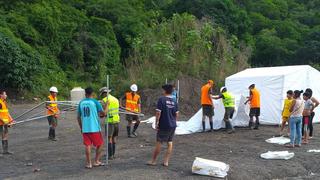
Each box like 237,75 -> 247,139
0,90 -> 14,155
100,87 -> 120,160
213,87 -> 235,134
46,86 -> 60,141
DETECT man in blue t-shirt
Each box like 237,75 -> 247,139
148,84 -> 179,167
77,87 -> 106,169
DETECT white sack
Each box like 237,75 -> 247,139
260,151 -> 294,160
192,157 -> 229,178
308,149 -> 320,153
265,136 -> 290,145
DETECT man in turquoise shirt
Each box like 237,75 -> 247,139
77,87 -> 105,169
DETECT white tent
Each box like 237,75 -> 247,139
176,65 -> 320,135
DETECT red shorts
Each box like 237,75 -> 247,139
82,132 -> 104,147
303,116 -> 309,125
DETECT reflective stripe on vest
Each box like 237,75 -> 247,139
0,99 -> 10,124
125,92 -> 140,112
222,92 -> 235,107
103,95 -> 120,124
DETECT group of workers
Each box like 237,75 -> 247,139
200,80 -> 261,133
281,89 -> 319,148
0,80 -> 318,168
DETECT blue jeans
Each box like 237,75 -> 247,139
289,116 -> 302,145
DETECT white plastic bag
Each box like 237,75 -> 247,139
260,151 -> 294,160
265,136 -> 290,145
308,149 -> 320,153
192,157 -> 229,178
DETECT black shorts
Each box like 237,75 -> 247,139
249,108 -> 260,117
108,123 -> 119,137
157,128 -> 176,143
47,116 -> 58,125
202,105 -> 214,117
0,125 -> 8,134
126,114 -> 139,122
224,107 -> 235,121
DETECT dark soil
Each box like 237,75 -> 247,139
1,104 -> 320,180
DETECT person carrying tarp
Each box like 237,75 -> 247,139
244,84 -> 261,130
201,80 -> 214,132
100,87 -> 120,160
46,86 -> 60,141
212,87 -> 235,134
0,90 -> 14,155
120,84 -> 141,138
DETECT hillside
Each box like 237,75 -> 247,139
0,0 -> 319,97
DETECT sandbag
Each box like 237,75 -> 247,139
192,157 -> 229,178
260,151 -> 294,160
265,136 -> 290,145
308,149 -> 320,153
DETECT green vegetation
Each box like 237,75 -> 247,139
0,0 -> 319,97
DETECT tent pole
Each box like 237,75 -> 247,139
105,75 -> 110,166
165,78 -> 168,84
14,102 -> 45,120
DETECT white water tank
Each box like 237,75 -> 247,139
70,87 -> 85,102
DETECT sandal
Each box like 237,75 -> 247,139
285,144 -> 294,148
162,163 -> 169,167
147,161 -> 157,166
85,165 -> 92,169
93,162 -> 106,167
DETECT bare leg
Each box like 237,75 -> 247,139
163,142 -> 173,166
202,115 -> 206,132
85,146 -> 92,168
94,145 -> 104,164
149,142 -> 161,165
280,121 -> 286,135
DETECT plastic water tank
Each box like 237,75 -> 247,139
70,87 -> 85,102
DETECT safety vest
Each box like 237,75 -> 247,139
222,92 -> 235,108
250,88 -> 260,108
103,95 -> 120,124
125,92 -> 140,112
201,84 -> 212,105
47,95 -> 59,115
0,99 -> 11,125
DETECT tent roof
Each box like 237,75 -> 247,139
227,65 -> 316,79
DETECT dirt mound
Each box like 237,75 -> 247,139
140,76 -> 203,116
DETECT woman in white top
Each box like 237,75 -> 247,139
286,90 -> 304,148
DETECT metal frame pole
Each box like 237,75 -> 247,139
105,75 -> 110,165
14,102 -> 45,120
165,78 -> 168,84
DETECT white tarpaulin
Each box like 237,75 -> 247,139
226,65 -> 320,125
175,96 -> 249,135
260,151 -> 294,160
265,136 -> 291,145
192,157 -> 229,178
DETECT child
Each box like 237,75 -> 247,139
280,90 -> 293,136
302,92 -> 314,144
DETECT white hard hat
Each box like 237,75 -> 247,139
49,86 -> 58,93
220,86 -> 227,93
99,87 -> 111,94
130,84 -> 138,92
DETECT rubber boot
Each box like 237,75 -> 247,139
127,126 -> 132,138
108,143 -> 113,160
112,143 -> 116,157
209,121 -> 213,132
254,118 -> 260,130
48,128 -> 53,140
132,123 -> 140,137
52,128 -> 57,141
227,121 -> 235,134
249,121 -> 253,129
3,140 -> 13,155
202,121 -> 206,132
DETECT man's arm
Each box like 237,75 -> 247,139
77,115 -> 82,132
244,91 -> 252,105
212,94 -> 223,100
138,98 -> 141,113
119,95 -> 126,108
290,99 -> 296,113
155,111 -> 161,130
311,97 -> 319,111
208,88 -> 213,104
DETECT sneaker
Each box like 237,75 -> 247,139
228,130 -> 235,134
51,138 -> 58,141
253,126 -> 259,130
3,151 -> 13,155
